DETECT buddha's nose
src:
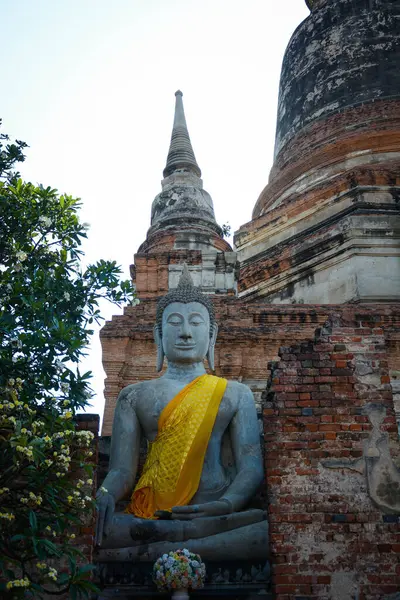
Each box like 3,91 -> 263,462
180,322 -> 192,339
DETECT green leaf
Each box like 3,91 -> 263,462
38,538 -> 62,557
58,572 -> 70,586
75,563 -> 96,576
29,510 -> 37,531
10,534 -> 26,543
70,583 -> 78,600
78,580 -> 100,593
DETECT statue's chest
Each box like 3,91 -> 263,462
137,384 -> 234,442
137,383 -> 188,439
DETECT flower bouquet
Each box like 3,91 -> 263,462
153,548 -> 206,598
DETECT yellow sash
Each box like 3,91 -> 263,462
126,374 -> 227,519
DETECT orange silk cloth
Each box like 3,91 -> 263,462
126,374 -> 227,519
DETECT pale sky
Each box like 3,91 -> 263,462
1,0 -> 309,425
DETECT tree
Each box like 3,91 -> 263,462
0,120 -> 135,598
221,222 -> 231,239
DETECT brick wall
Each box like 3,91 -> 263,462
264,316 -> 400,600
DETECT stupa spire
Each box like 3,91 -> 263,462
163,90 -> 202,178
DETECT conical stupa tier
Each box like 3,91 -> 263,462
163,90 -> 201,178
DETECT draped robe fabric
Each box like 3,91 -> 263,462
126,374 -> 228,519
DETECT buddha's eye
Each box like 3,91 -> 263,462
167,319 -> 182,326
190,319 -> 204,326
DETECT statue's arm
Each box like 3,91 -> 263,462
104,385 -> 140,499
221,384 -> 264,513
95,385 -> 140,545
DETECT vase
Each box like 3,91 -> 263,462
171,589 -> 189,600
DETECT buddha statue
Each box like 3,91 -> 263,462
95,266 -> 268,563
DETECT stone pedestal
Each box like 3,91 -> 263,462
96,560 -> 271,599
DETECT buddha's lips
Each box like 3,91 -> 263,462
175,344 -> 196,349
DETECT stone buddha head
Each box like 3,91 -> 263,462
154,265 -> 218,371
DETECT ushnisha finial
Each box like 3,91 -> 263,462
156,264 -> 215,335
163,91 -> 201,178
177,262 -> 194,288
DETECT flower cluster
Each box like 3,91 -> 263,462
153,549 -> 206,591
6,577 -> 30,590
0,380 -> 96,592
0,511 -> 15,521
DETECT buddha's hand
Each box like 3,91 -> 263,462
95,489 -> 115,546
169,499 -> 234,520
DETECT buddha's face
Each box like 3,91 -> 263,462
161,302 -> 211,364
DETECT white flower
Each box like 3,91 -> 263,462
12,355 -> 18,363
0,512 -> 15,521
39,215 -> 52,227
15,250 -> 27,262
60,410 -> 72,419
60,382 -> 70,393
63,292 -> 70,301
100,487 -> 108,493
47,567 -> 58,581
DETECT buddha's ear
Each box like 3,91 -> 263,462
154,325 -> 165,372
207,322 -> 218,372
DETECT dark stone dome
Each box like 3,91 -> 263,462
275,0 -> 400,158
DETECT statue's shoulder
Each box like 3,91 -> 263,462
116,380 -> 150,409
224,379 -> 254,403
117,378 -> 164,408
224,380 -> 258,424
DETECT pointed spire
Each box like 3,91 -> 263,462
177,263 -> 195,289
163,91 -> 202,178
